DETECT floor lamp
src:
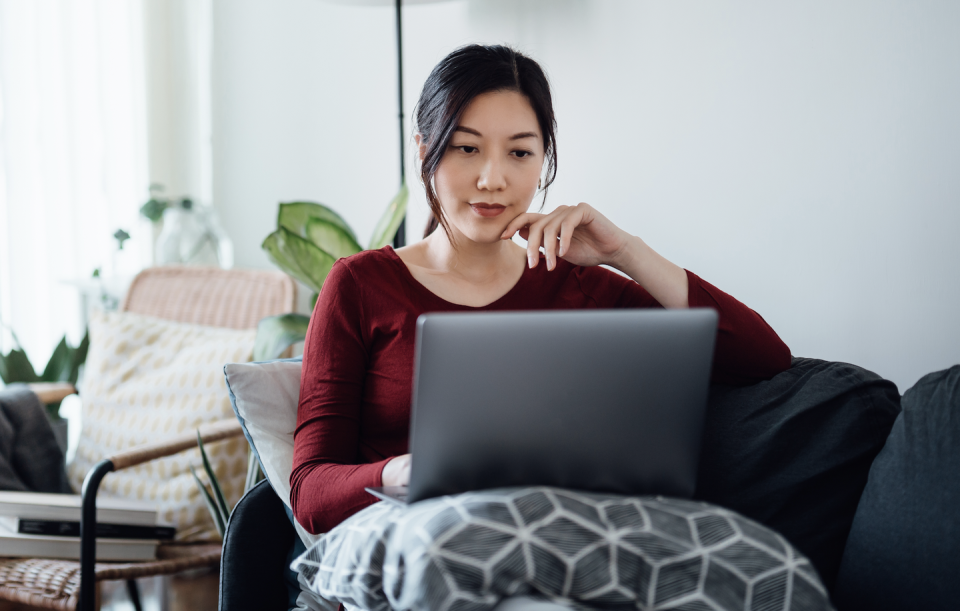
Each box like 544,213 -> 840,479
323,0 -> 452,248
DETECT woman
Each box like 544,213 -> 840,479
291,45 -> 790,535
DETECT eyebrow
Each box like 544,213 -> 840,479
454,126 -> 539,140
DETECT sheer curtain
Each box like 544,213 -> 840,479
0,0 -> 149,369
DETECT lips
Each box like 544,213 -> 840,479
470,203 -> 506,218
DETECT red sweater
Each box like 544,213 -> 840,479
291,246 -> 790,534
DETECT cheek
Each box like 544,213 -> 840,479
433,160 -> 470,203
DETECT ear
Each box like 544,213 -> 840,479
414,133 -> 426,162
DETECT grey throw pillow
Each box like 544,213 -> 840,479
293,487 -> 833,611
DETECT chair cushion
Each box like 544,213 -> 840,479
68,310 -> 255,540
833,365 -> 960,610
292,487 -> 833,611
695,357 -> 901,590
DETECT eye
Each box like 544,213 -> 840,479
452,145 -> 478,154
513,150 -> 534,159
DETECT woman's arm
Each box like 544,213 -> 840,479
503,203 -> 791,383
502,203 -> 689,308
290,262 -> 389,534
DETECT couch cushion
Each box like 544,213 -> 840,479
695,357 -> 901,590
223,357 -> 335,610
832,365 -> 960,610
222,357 -> 323,548
68,310 -> 255,540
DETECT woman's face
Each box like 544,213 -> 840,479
431,90 -> 544,245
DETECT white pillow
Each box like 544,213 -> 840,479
223,358 -> 320,549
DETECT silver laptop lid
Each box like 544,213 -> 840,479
408,308 -> 718,503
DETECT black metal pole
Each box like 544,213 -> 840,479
80,459 -> 115,611
392,0 -> 407,248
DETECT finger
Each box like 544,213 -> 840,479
542,217 -> 564,271
558,208 -> 584,257
401,456 -> 411,486
501,212 -> 544,240
525,217 -> 545,268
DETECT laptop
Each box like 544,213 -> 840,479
366,308 -> 717,505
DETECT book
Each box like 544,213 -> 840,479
0,528 -> 157,561
0,491 -> 158,526
0,516 -> 175,540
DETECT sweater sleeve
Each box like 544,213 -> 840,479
615,269 -> 791,384
290,261 -> 388,534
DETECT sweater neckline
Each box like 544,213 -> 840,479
382,245 -> 534,310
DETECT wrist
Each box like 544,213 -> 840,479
608,234 -> 650,275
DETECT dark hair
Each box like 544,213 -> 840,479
414,45 -> 558,238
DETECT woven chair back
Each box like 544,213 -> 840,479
119,266 -> 296,329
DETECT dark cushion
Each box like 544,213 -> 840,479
833,365 -> 960,611
695,357 -> 901,590
220,479 -> 295,611
0,385 -> 71,493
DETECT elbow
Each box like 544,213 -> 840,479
762,337 -> 793,379
290,467 -> 329,535
712,338 -> 792,386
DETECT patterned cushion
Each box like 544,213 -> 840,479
293,487 -> 833,611
68,310 -> 255,540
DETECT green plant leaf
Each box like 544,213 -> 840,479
0,348 -> 39,384
262,227 -> 337,295
68,330 -> 90,386
244,449 -> 263,494
305,218 -> 363,260
139,198 -> 169,223
368,183 -> 409,250
253,313 -> 311,362
197,432 -> 231,524
41,336 -> 71,382
190,465 -> 226,538
44,402 -> 62,422
278,202 -> 358,245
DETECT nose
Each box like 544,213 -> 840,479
476,154 -> 507,192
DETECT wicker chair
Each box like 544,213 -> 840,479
0,266 -> 296,611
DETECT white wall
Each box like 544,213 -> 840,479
211,0 -> 960,393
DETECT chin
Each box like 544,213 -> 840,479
453,223 -> 507,246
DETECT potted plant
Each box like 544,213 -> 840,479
254,184 -> 408,360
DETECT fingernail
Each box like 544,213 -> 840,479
528,254 -> 535,268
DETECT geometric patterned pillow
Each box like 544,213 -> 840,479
68,310 -> 255,541
293,487 -> 834,611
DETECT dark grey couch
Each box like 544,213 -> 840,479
219,359 -> 959,611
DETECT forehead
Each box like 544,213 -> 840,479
458,90 -> 541,138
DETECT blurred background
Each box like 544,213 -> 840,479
1,0 -> 958,394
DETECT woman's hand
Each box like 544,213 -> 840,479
381,454 -> 411,487
500,202 -> 631,271
501,202 -> 690,308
